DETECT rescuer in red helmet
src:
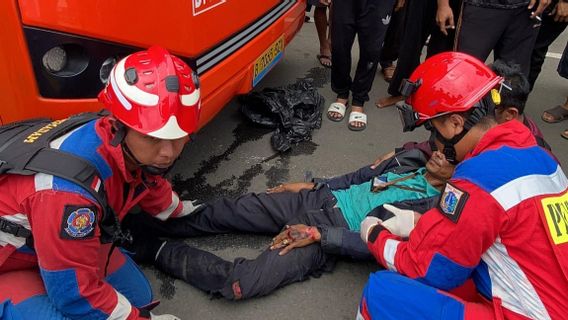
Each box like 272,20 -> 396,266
358,52 -> 568,320
0,46 -> 200,320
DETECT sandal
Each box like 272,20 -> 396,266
327,102 -> 347,122
561,129 -> 568,140
348,111 -> 367,131
317,54 -> 332,68
382,65 -> 396,82
541,105 -> 568,123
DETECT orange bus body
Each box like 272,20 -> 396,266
0,0 -> 305,127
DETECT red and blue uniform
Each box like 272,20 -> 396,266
0,117 -> 186,319
358,120 -> 568,320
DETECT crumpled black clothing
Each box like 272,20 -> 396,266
240,79 -> 324,152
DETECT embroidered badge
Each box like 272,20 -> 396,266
60,205 -> 97,239
438,182 -> 469,223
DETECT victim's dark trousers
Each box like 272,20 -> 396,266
331,0 -> 395,106
528,15 -> 568,89
133,189 -> 359,300
457,4 -> 540,76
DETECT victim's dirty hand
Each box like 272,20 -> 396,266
266,182 -> 315,194
270,224 -> 321,255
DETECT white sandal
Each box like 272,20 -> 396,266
327,102 -> 347,122
348,111 -> 367,131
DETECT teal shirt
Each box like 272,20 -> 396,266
331,168 -> 440,231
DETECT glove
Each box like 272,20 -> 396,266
360,216 -> 382,243
381,204 -> 416,238
180,200 -> 203,216
150,313 -> 181,320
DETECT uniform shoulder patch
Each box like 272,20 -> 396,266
60,205 -> 97,240
438,182 -> 469,223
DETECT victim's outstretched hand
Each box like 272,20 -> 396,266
270,224 -> 321,255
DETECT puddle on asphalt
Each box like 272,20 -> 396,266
172,66 -> 329,201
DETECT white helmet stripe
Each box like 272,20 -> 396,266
110,69 -> 132,111
181,88 -> 200,106
115,58 -> 159,107
147,115 -> 188,139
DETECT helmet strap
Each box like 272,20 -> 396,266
110,121 -> 127,147
430,96 -> 494,164
121,141 -> 172,177
430,129 -> 467,165
115,122 -> 173,177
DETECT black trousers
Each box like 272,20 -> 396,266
132,189 -> 357,300
457,4 -> 540,76
528,15 -> 568,89
387,0 -> 459,96
380,4 -> 407,68
331,0 -> 396,106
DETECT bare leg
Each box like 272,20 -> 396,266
315,6 -> 332,67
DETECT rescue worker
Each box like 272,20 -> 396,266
358,52 -> 568,319
0,46 -> 201,320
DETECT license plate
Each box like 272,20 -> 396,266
253,36 -> 284,86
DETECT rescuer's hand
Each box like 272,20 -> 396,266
360,216 -> 382,243
180,200 -> 203,216
381,204 -> 418,238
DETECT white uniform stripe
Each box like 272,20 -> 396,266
154,192 -> 180,221
34,173 -> 53,191
94,178 -> 102,192
0,213 -> 30,248
49,125 -> 83,150
491,166 -> 568,211
355,308 -> 365,320
114,59 -> 159,107
107,290 -> 132,320
383,239 -> 400,272
482,238 -> 551,320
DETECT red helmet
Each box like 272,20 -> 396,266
398,52 -> 503,130
98,46 -> 201,139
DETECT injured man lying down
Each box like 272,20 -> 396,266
121,148 -> 453,300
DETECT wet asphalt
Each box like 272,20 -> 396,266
145,19 -> 568,319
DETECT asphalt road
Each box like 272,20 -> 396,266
145,19 -> 568,319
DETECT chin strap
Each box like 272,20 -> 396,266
430,96 -> 494,164
111,121 -> 173,177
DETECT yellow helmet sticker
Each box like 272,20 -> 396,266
491,89 -> 501,106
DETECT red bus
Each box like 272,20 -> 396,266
0,0 -> 305,126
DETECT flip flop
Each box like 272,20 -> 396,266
327,102 -> 347,122
561,128 -> 568,140
348,111 -> 367,131
317,54 -> 332,68
541,105 -> 568,123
